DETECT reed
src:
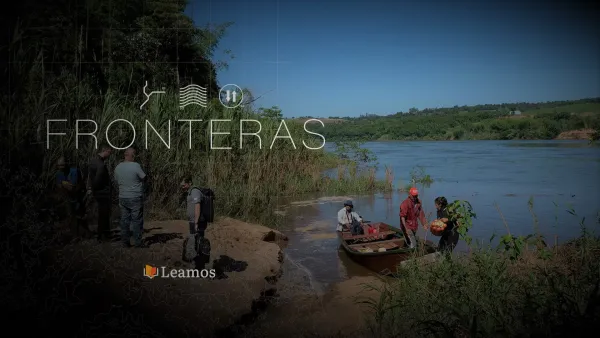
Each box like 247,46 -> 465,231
2,53 -> 393,227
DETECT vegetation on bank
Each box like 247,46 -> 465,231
320,99 -> 600,141
3,2 -> 598,337
361,203 -> 600,338
0,1 -> 392,332
1,1 -> 389,229
354,168 -> 599,337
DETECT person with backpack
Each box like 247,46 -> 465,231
180,176 -> 215,262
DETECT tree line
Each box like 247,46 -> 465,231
3,0 -> 229,101
321,99 -> 600,141
0,0 -> 365,228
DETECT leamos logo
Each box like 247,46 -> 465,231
144,265 -> 159,279
143,264 -> 216,279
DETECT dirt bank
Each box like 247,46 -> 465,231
247,275 -> 384,337
555,128 -> 597,140
23,217 -> 288,337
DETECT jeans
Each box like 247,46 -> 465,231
401,223 -> 417,248
95,195 -> 112,240
119,197 -> 144,246
439,228 -> 459,253
184,222 -> 209,264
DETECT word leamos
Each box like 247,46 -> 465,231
46,118 -> 326,150
144,264 -> 216,279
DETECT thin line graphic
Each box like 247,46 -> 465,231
180,84 -> 208,91
179,84 -> 208,109
140,81 -> 166,110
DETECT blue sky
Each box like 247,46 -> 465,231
187,0 -> 599,118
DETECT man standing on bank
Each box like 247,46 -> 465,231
87,143 -> 113,242
181,177 -> 205,262
114,147 -> 147,248
180,177 -> 210,237
399,187 -> 428,249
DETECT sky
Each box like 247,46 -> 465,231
186,0 -> 600,118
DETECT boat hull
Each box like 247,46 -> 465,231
338,222 -> 437,275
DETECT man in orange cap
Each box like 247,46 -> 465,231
399,187 -> 427,249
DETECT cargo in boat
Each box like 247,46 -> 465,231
338,222 -> 438,275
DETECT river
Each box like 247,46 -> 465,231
277,140 -> 600,291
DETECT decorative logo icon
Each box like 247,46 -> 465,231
218,84 -> 244,109
140,81 -> 166,110
179,84 -> 208,109
144,264 -> 159,279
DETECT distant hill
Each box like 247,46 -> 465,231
292,118 -> 346,124
317,98 -> 600,141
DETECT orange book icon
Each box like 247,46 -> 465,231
144,264 -> 158,279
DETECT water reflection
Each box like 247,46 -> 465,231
383,192 -> 395,220
280,192 -> 409,288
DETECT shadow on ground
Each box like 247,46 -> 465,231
212,255 -> 249,279
143,232 -> 183,246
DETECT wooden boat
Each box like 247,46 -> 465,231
338,222 -> 438,275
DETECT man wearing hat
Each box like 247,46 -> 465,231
400,187 -> 428,249
337,200 -> 364,235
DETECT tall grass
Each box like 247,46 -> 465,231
2,49 -> 392,227
359,209 -> 600,338
0,37 -> 394,333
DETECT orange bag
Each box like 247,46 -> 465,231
429,219 -> 447,236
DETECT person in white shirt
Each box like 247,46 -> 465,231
337,200 -> 364,234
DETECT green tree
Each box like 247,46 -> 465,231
321,100 -> 600,142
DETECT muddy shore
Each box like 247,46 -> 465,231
6,218 -> 290,337
245,275 -> 383,337
4,215 -> 383,338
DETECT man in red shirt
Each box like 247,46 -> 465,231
400,187 -> 427,249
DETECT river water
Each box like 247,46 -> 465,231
277,140 -> 600,291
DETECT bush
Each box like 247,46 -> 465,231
361,221 -> 600,338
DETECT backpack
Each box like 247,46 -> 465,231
350,215 -> 364,235
191,187 -> 215,223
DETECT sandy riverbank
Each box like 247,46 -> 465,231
8,217 -> 289,337
4,206 -> 402,338
244,275 -> 384,337
555,128 -> 597,140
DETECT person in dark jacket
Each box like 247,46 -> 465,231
434,196 -> 459,252
55,156 -> 85,234
87,143 -> 113,242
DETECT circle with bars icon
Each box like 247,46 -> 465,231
219,84 -> 244,109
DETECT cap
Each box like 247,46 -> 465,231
344,200 -> 353,207
409,187 -> 419,196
